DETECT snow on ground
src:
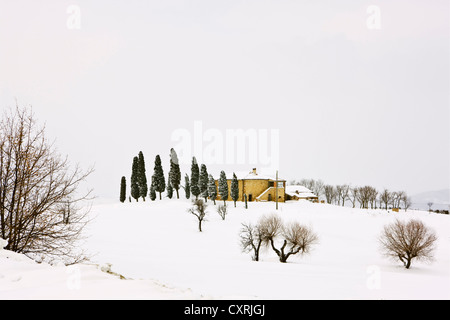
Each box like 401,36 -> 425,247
1,199 -> 448,299
0,236 -> 203,299
81,199 -> 450,300
0,251 -> 206,299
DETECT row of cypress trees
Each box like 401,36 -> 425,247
120,150 -> 240,206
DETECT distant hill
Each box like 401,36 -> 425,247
410,189 -> 450,211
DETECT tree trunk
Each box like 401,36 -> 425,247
405,258 -> 411,269
253,241 -> 261,261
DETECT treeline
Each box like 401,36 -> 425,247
291,178 -> 412,211
120,149 -> 240,206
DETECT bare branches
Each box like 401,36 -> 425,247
0,106 -> 93,264
380,189 -> 391,210
323,185 -> 336,204
239,222 -> 264,261
188,198 -> 207,232
336,184 -> 350,206
379,219 -> 437,269
216,203 -> 227,220
242,214 -> 319,263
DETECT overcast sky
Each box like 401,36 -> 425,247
0,0 -> 448,199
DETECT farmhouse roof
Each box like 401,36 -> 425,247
285,185 -> 318,198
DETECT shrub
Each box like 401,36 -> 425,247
188,198 -> 207,232
379,219 -> 437,269
217,203 -> 227,220
241,214 -> 319,263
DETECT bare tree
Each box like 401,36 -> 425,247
390,191 -> 404,209
349,187 -> 358,208
356,186 -> 376,209
239,221 -> 264,261
380,189 -> 391,210
368,187 -> 378,209
299,179 -> 315,191
188,198 -> 207,232
379,219 -> 437,269
427,202 -> 433,212
356,186 -> 369,208
401,194 -> 412,212
259,214 -> 318,263
216,203 -> 227,220
0,106 -> 93,264
311,179 -> 324,200
323,185 -> 336,204
336,184 -> 350,206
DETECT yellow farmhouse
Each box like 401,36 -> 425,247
215,168 -> 286,202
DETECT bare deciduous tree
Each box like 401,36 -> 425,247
0,106 -> 93,264
336,184 -> 350,206
380,189 -> 391,210
311,179 -> 324,200
259,214 -> 318,263
349,187 -> 358,208
216,203 -> 227,220
239,221 -> 264,261
368,187 -> 378,209
427,202 -> 433,212
390,191 -> 404,209
323,185 -> 336,204
379,219 -> 437,269
299,179 -> 315,191
357,186 -> 376,209
401,194 -> 412,212
188,198 -> 207,232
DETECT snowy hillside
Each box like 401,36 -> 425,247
0,239 -> 203,299
1,199 -> 448,299
81,199 -> 449,300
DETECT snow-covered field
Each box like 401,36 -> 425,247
1,199 -> 449,299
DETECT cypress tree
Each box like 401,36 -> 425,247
153,155 -> 165,200
184,174 -> 191,199
231,173 -> 239,207
244,193 -> 248,209
218,170 -> 228,205
130,156 -> 140,202
149,175 -> 157,201
169,148 -> 181,199
137,151 -> 148,201
199,164 -> 209,202
120,176 -> 126,203
208,174 -> 217,205
166,175 -> 173,199
190,157 -> 200,200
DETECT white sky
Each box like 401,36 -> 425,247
0,0 -> 449,198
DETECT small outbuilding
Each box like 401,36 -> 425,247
285,185 -> 318,202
